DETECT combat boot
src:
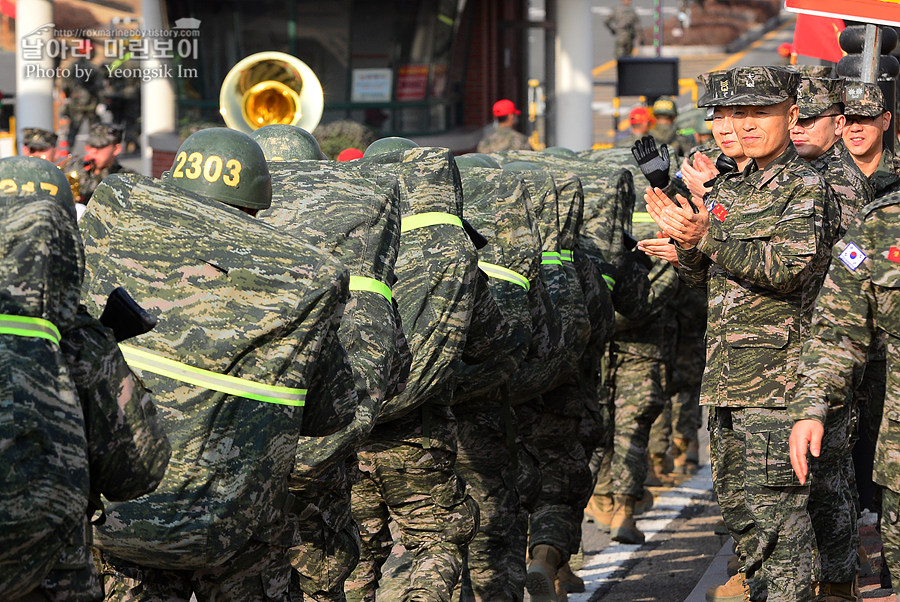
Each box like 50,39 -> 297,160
526,544 -> 563,602
555,577 -> 569,601
647,453 -> 676,486
584,493 -> 614,532
706,572 -> 749,602
815,578 -> 859,601
672,437 -> 700,474
610,494 -> 645,544
857,545 -> 873,577
557,561 -> 585,593
634,488 -> 654,516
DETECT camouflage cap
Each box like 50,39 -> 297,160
652,97 -> 678,117
697,70 -> 733,108
21,127 -> 57,151
725,66 -> 799,106
842,82 -> 885,117
86,123 -> 124,148
797,76 -> 843,119
794,64 -> 835,78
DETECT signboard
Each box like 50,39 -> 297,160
396,64 -> 428,101
616,57 -> 679,98
351,68 -> 392,103
785,0 -> 900,28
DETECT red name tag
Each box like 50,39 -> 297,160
889,246 -> 900,263
712,203 -> 728,222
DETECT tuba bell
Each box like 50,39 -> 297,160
219,51 -> 324,134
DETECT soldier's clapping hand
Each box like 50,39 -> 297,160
636,231 -> 679,267
643,187 -> 709,249
680,153 -> 718,200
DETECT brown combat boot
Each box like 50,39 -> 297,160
526,544 -> 564,602
815,578 -> 859,601
584,494 -> 614,532
557,561 -> 585,593
610,494 -> 645,544
555,576 -> 569,601
634,488 -> 654,516
672,437 -> 700,474
706,572 -> 749,602
647,453 -> 676,486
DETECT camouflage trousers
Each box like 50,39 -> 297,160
346,405 -> 479,602
711,407 -> 817,602
594,351 -> 668,498
881,487 -> 900,598
520,382 -> 594,560
648,334 -> 704,458
807,405 -> 857,584
287,461 -> 361,602
453,394 -> 525,602
98,538 -> 292,601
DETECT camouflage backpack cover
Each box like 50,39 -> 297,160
455,166 -> 542,403
360,147 -> 478,421
82,174 -> 354,569
0,197 -> 91,598
257,159 -> 405,476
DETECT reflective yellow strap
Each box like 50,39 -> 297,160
400,212 -> 464,233
0,314 -> 61,346
349,275 -> 392,303
602,274 -> 616,291
477,261 -> 531,291
633,212 -> 655,224
560,249 -> 574,262
541,251 -> 562,266
118,344 -> 306,407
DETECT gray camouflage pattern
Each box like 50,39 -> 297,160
476,127 -> 531,154
796,76 -> 842,120
808,139 -> 873,237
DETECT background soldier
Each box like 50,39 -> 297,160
20,127 -> 59,161
79,124 -> 134,205
477,99 -> 531,153
102,49 -> 142,153
605,0 -> 642,58
61,39 -> 103,154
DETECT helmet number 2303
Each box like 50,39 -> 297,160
172,152 -> 241,187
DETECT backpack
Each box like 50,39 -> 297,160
82,174 -> 352,569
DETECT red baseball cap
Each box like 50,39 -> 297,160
492,99 -> 521,118
629,106 -> 652,124
337,147 -> 364,161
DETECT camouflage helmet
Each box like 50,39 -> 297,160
0,156 -> 75,219
502,160 -> 542,173
455,154 -> 492,169
363,136 -> 419,157
163,127 -> 272,210
470,152 -> 501,168
652,97 -> 678,117
543,146 -> 578,158
250,124 -> 325,161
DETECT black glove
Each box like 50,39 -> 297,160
99,287 -> 158,342
631,135 -> 670,189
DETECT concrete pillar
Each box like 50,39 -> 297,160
15,0 -> 54,151
141,0 -> 176,175
554,0 -> 593,150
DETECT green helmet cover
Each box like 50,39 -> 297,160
363,136 -> 419,157
543,146 -> 577,158
469,153 -> 501,168
454,154 -> 491,169
164,128 -> 272,210
502,160 -> 542,173
0,155 -> 76,218
250,124 -> 325,162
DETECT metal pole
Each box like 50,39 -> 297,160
140,0 -> 176,176
861,23 -> 880,84
655,0 -> 663,57
15,0 -> 54,152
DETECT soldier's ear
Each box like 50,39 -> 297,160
112,143 -> 123,156
787,103 -> 799,130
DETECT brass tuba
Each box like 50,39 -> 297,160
219,51 -> 324,133
56,155 -> 83,203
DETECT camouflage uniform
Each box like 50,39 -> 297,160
62,55 -> 103,152
477,126 -> 531,153
677,67 -> 840,601
789,190 -> 900,598
605,1 -> 641,57
79,124 -> 135,205
102,53 -> 141,151
0,178 -> 169,601
21,127 -> 58,153
346,147 -> 480,602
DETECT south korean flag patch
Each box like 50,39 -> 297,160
838,242 -> 867,271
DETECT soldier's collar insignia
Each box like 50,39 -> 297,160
839,242 -> 866,271
889,246 -> 900,263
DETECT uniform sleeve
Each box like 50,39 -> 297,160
790,238 -> 877,423
61,306 -> 171,502
675,245 -> 711,289
697,181 -> 836,293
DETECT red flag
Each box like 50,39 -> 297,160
792,13 -> 845,63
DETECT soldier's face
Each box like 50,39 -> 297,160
711,106 -> 745,161
843,112 -> 891,160
731,100 -> 798,168
22,146 -> 57,162
791,111 -> 845,160
84,143 -> 120,171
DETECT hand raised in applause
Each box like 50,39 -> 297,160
643,187 -> 710,249
636,231 -> 679,267
680,153 -> 718,201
